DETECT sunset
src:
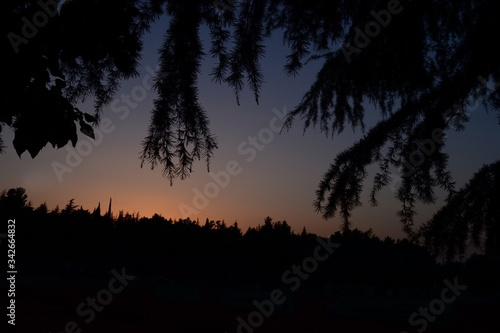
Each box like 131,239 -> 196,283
1,0 -> 499,332
2,18 -> 498,239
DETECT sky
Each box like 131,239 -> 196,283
1,14 -> 499,240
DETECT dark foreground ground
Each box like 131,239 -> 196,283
3,276 -> 498,333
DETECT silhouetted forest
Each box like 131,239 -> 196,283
2,187 -> 498,291
2,187 -> 500,332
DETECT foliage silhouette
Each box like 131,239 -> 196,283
2,0 -> 142,156
1,187 -> 28,211
419,161 -> 500,259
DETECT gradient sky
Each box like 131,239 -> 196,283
1,15 -> 499,239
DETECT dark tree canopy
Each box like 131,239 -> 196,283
419,161 -> 500,259
2,0 -> 143,156
2,0 -> 499,257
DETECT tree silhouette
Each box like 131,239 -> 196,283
2,0 -> 142,156
0,187 -> 28,209
2,1 -> 499,256
0,187 -> 31,222
278,0 -> 500,234
419,161 -> 500,258
4,186 -> 499,294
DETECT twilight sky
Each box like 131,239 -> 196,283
1,15 -> 499,239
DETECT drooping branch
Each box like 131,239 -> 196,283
419,161 -> 500,259
140,0 -> 217,185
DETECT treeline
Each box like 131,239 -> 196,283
1,188 -> 498,290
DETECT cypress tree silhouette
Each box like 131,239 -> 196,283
92,202 -> 101,217
107,197 -> 112,220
